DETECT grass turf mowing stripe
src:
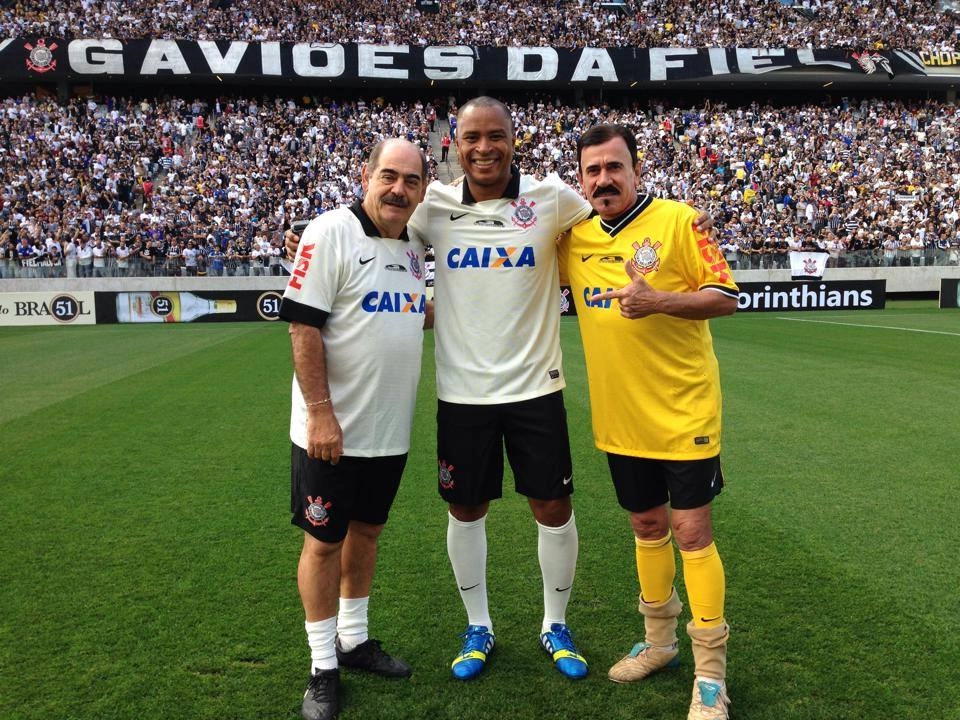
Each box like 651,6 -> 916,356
776,316 -> 960,337
0,323 -> 271,426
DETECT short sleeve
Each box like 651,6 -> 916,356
279,217 -> 342,328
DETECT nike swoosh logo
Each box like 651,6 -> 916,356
450,213 -> 468,221
555,585 -> 572,593
359,256 -> 375,265
459,583 -> 479,591
581,254 -> 594,262
562,475 -> 572,485
700,616 -> 723,623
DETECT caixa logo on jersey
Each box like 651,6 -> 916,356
446,245 -> 535,269
361,291 -> 427,314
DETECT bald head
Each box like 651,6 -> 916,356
368,138 -> 428,183
459,97 -> 514,136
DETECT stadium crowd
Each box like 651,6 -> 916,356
1,91 -> 958,279
0,94 -> 440,278
2,0 -> 958,51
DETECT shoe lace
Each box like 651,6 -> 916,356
550,624 -> 575,650
459,626 -> 490,653
307,673 -> 336,702
359,639 -> 384,657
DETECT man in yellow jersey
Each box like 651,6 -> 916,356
558,124 -> 738,720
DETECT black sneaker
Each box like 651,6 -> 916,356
301,668 -> 340,720
336,638 -> 412,678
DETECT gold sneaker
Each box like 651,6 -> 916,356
607,641 -> 679,683
687,678 -> 730,720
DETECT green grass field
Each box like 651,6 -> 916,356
2,301 -> 959,720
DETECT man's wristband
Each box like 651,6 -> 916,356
305,397 -> 331,408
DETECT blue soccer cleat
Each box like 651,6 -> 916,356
540,623 -> 588,679
451,625 -> 495,681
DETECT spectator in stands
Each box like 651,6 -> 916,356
91,238 -> 109,278
76,236 -> 94,278
16,236 -> 36,278
182,239 -> 199,276
62,234 -> 78,279
0,233 -> 13,279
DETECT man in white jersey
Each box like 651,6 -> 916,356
407,97 -> 592,682
279,139 -> 431,720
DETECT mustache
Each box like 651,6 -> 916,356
593,186 -> 620,198
382,194 -> 409,208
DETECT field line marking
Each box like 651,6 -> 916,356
776,317 -> 960,337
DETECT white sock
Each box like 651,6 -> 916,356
537,511 -> 578,633
446,512 -> 492,631
305,616 -> 338,673
336,596 -> 369,652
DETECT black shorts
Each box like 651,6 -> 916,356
607,454 -> 724,513
290,444 -> 406,543
436,391 -> 573,505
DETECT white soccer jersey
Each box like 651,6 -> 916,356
409,170 -> 591,404
280,204 -> 427,456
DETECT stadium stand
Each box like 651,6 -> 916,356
2,93 -> 958,278
1,0 -> 957,50
1,1 -> 958,279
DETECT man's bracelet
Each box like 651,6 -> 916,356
305,397 -> 331,408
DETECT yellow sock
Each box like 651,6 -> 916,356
680,542 -> 725,628
634,533 -> 675,605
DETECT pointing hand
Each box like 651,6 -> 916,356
589,261 -> 664,319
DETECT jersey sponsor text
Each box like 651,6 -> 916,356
446,245 -> 536,269
361,291 -> 427,314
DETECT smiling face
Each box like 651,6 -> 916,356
455,101 -> 515,202
361,140 -> 426,239
577,135 -> 640,222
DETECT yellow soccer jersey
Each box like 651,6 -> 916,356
559,196 -> 739,460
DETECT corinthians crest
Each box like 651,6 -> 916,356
438,460 -> 455,490
304,495 -> 333,527
407,249 -> 423,280
631,238 -> 662,275
851,51 -> 893,77
25,39 -> 58,73
510,198 -> 537,229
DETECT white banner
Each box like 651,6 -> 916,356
0,291 -> 96,326
789,251 -> 829,280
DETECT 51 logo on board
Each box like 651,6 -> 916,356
7,294 -> 91,322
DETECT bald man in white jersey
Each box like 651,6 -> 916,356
281,139 -> 431,720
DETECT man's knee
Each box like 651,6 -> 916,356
346,520 -> 385,542
449,502 -> 489,523
630,505 -> 670,540
301,532 -> 343,561
671,506 -> 714,551
529,496 -> 572,527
